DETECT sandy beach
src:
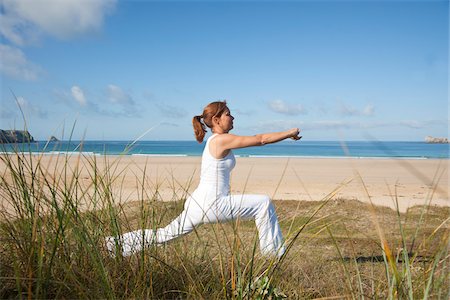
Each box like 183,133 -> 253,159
142,156 -> 447,212
3,154 -> 447,213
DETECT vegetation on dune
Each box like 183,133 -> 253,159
0,146 -> 448,299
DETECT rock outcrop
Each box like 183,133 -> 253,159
425,136 -> 449,144
49,136 -> 59,142
0,130 -> 35,143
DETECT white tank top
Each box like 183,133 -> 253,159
198,133 -> 236,195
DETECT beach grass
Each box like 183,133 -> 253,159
0,146 -> 448,299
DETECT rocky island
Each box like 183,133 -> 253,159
49,136 -> 60,142
0,130 -> 35,143
425,136 -> 449,144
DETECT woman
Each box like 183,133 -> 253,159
106,101 -> 301,258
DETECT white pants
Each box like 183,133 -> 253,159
107,187 -> 285,257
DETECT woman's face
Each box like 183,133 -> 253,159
216,108 -> 234,133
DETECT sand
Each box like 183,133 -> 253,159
2,154 -> 447,213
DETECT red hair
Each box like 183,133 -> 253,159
192,101 -> 228,143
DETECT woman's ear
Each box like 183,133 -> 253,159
212,116 -> 220,125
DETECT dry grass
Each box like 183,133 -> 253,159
0,150 -> 448,299
115,198 -> 449,298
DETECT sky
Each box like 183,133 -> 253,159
0,0 -> 448,141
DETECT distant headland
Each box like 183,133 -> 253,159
0,130 -> 35,144
425,136 -> 449,144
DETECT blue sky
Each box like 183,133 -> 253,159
1,0 -> 448,141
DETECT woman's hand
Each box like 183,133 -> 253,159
289,128 -> 302,140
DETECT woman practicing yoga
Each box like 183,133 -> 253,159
106,101 -> 301,257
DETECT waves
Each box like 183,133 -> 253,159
1,140 -> 448,159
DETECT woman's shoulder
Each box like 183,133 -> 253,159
208,133 -> 237,148
211,133 -> 240,143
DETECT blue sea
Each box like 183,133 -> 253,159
1,140 -> 449,159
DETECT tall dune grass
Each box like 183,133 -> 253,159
0,142 -> 448,299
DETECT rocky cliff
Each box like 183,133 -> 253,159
425,136 -> 449,144
0,130 -> 35,143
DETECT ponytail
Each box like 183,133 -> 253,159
193,100 -> 228,143
192,115 -> 207,143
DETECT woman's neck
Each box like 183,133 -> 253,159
212,128 -> 228,134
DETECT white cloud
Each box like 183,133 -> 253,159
1,0 -> 117,44
340,103 -> 375,117
107,84 -> 133,105
242,118 -> 449,140
0,13 -> 38,46
56,85 -> 141,117
0,44 -> 43,80
106,84 -> 141,117
268,99 -> 306,116
247,119 -> 356,133
0,0 -> 116,81
71,86 -> 87,106
362,104 -> 375,116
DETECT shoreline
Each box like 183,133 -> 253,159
2,139 -> 449,160
2,151 -> 448,160
1,154 -> 448,213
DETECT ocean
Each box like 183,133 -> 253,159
1,140 -> 449,159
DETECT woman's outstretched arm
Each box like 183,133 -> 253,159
254,128 -> 301,145
212,128 -> 301,156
